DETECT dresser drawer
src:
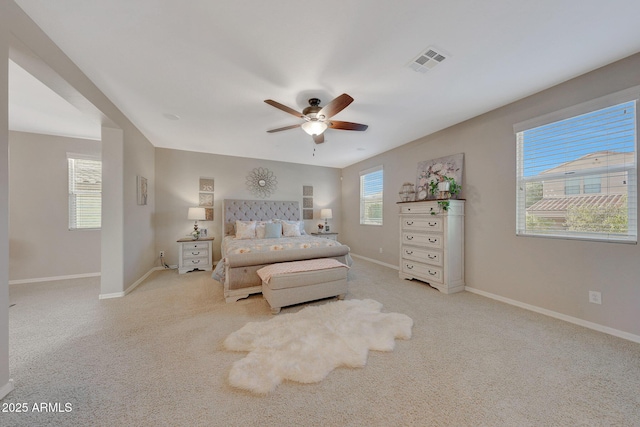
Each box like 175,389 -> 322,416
401,262 -> 443,283
183,249 -> 209,260
182,242 -> 210,251
183,256 -> 209,267
402,232 -> 443,249
401,217 -> 442,232
400,203 -> 437,215
401,246 -> 443,266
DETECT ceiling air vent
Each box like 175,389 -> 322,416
408,47 -> 448,73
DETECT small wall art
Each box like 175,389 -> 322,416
199,193 -> 214,207
137,175 -> 148,205
415,153 -> 463,200
200,178 -> 214,192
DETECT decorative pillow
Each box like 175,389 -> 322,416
274,219 -> 306,235
235,220 -> 257,239
264,222 -> 282,239
255,221 -> 272,239
282,221 -> 302,237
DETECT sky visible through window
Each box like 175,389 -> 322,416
362,170 -> 383,196
522,101 -> 636,177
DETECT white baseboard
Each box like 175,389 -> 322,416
0,379 -> 14,400
350,253 -> 399,270
465,286 -> 640,344
9,272 -> 101,285
98,267 -> 163,299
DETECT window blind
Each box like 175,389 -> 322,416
68,154 -> 102,230
515,94 -> 637,243
360,166 -> 383,226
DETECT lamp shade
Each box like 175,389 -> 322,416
187,207 -> 207,221
301,120 -> 328,136
320,208 -> 333,220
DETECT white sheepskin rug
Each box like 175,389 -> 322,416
223,299 -> 413,394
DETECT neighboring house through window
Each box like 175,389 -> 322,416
515,88 -> 638,243
360,165 -> 383,225
68,154 -> 102,230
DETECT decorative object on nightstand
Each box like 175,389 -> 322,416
320,208 -> 332,233
177,236 -> 214,274
188,207 -> 207,239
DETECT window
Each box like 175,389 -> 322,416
564,177 -> 581,195
515,88 -> 638,243
583,175 -> 601,194
68,154 -> 102,230
360,165 -> 383,225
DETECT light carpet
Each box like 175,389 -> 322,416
224,299 -> 413,394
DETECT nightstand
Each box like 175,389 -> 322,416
177,237 -> 214,274
311,232 -> 339,241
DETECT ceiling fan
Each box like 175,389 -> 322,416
264,93 -> 368,144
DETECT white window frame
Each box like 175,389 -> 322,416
514,87 -> 638,244
359,165 -> 383,226
68,153 -> 102,231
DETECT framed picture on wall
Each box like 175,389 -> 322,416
137,175 -> 148,205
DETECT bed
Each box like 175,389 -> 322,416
212,199 -> 352,302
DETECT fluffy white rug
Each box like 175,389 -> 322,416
223,299 -> 413,394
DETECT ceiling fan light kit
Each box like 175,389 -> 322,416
301,120 -> 328,136
264,93 -> 368,144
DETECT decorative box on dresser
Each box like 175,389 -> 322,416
177,237 -> 214,274
398,200 -> 464,294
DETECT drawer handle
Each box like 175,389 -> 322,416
428,222 -> 437,226
406,221 -> 414,226
405,250 -> 413,255
407,208 -> 411,212
428,238 -> 438,243
406,236 -> 414,240
191,251 -> 200,255
428,270 -> 437,276
428,254 -> 437,259
191,259 -> 201,264
406,264 -> 414,270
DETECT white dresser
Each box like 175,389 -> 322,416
177,237 -> 214,274
398,200 -> 464,294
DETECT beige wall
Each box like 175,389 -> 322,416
8,131 -> 101,281
155,148 -> 342,266
341,52 -> 640,337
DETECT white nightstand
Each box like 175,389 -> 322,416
177,237 -> 214,274
311,232 -> 339,241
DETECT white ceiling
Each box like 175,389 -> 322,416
10,0 -> 640,168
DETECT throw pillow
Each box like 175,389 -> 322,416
236,220 -> 257,239
264,222 -> 282,238
282,221 -> 302,237
255,221 -> 271,239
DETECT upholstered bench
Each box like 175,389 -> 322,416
257,259 -> 349,314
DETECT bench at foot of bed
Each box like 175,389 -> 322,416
257,259 -> 349,314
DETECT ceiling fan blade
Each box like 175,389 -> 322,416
264,99 -> 305,119
312,133 -> 325,144
267,124 -> 301,133
317,93 -> 354,119
329,120 -> 368,131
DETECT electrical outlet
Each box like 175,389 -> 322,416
588,291 -> 602,305
159,251 -> 165,258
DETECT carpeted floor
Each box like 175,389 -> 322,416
3,259 -> 640,426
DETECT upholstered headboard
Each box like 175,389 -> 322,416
223,199 -> 301,236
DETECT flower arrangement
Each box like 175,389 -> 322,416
191,230 -> 201,240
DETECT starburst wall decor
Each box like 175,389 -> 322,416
246,167 -> 278,198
